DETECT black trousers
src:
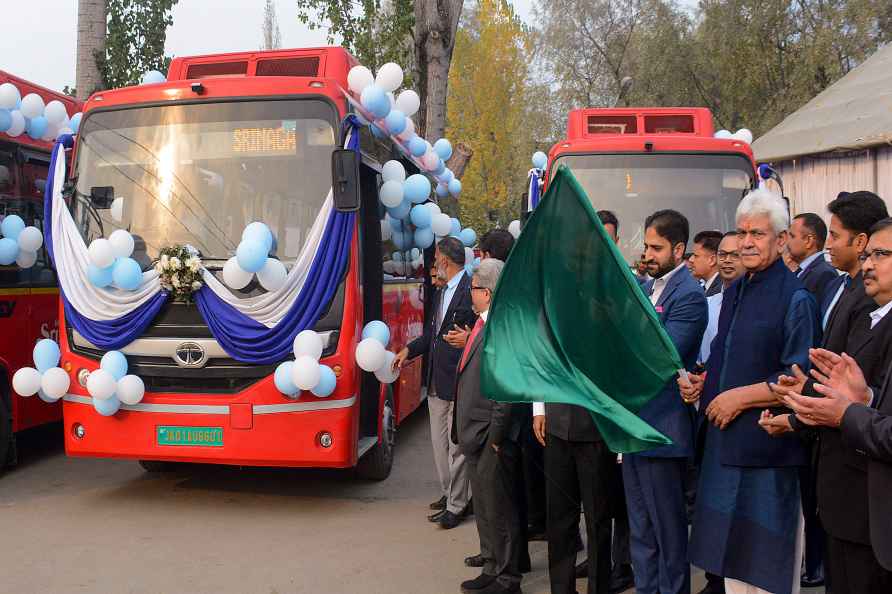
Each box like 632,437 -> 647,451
825,534 -> 892,594
606,454 -> 631,567
522,419 -> 547,531
799,463 -> 825,579
546,435 -> 613,594
468,439 -> 523,587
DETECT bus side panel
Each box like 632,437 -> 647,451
382,282 -> 423,423
17,288 -> 63,430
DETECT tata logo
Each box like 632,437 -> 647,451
0,300 -> 15,318
173,342 -> 207,368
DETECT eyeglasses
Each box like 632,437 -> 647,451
717,251 -> 740,261
859,249 -> 892,262
471,286 -> 490,292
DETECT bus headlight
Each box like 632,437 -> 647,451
77,368 -> 91,387
318,432 -> 333,448
72,423 -> 85,439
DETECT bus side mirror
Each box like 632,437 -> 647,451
331,149 -> 360,212
90,186 -> 115,209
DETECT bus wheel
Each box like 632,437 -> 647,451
0,396 -> 11,473
138,460 -> 173,473
356,394 -> 395,481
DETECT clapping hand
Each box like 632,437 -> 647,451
443,324 -> 471,348
758,410 -> 793,436
769,364 -> 808,403
808,349 -> 871,405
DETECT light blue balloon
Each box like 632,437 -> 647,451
384,109 -> 407,135
415,227 -> 435,249
70,112 -> 82,133
408,136 -> 427,157
459,228 -> 477,247
392,230 -> 412,251
38,390 -> 58,404
0,110 -> 11,133
0,237 -> 18,265
532,151 -> 548,170
449,218 -> 461,237
362,320 -> 391,346
1,214 -> 25,240
440,169 -> 454,184
236,240 -> 268,273
387,199 -> 411,220
87,263 -> 114,288
311,364 -> 337,398
434,160 -> 446,176
100,350 -> 128,381
33,338 -> 61,372
112,257 -> 143,291
142,70 -> 166,85
27,116 -> 48,140
274,361 -> 299,396
434,139 -> 453,161
404,174 -> 431,204
242,222 -> 273,252
448,178 -> 462,197
388,214 -> 405,233
435,184 -> 449,198
410,204 -> 431,228
93,395 -> 121,416
360,85 -> 390,119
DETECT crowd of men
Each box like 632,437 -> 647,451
394,186 -> 892,594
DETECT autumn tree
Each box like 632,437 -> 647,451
98,0 -> 179,89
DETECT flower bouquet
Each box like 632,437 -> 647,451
155,245 -> 203,302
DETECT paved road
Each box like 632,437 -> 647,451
2,403 -> 822,594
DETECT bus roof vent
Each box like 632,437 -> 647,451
644,114 -> 695,134
186,61 -> 248,79
587,115 -> 637,135
256,57 -> 320,77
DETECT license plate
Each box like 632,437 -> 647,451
157,426 -> 223,447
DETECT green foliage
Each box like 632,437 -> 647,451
98,0 -> 178,89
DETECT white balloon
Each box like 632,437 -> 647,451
44,100 -> 68,125
292,355 -> 322,390
374,351 -> 400,384
15,250 -> 38,268
293,329 -> 324,360
379,180 -> 404,208
17,226 -> 43,252
356,337 -> 387,372
110,197 -> 125,222
116,374 -> 145,405
382,160 -> 407,183
714,129 -> 733,139
108,229 -> 135,258
41,367 -> 71,400
0,83 -> 21,110
12,367 -> 42,397
395,90 -> 420,117
426,202 -> 442,217
431,213 -> 452,237
222,257 -> 252,290
347,65 -> 375,94
375,63 -> 404,93
88,238 -> 116,268
257,258 -> 287,291
6,111 -> 25,137
86,368 -> 117,400
508,220 -> 521,239
733,128 -> 753,144
20,93 -> 45,119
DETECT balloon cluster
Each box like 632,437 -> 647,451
85,351 -> 146,416
355,321 -> 400,384
87,230 -> 143,291
274,330 -> 337,398
346,63 -> 462,197
223,222 -> 286,292
12,339 -> 70,403
0,82 -> 82,141
532,151 -> 548,171
0,214 -> 44,267
383,247 -> 424,276
714,129 -> 753,144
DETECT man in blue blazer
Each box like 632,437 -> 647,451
624,209 -> 707,594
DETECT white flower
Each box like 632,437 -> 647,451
154,262 -> 164,274
160,254 -> 169,269
172,276 -> 181,288
191,281 -> 202,291
188,257 -> 201,272
170,257 -> 181,270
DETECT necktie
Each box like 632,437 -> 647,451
459,318 -> 485,371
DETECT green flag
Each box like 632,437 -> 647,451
480,165 -> 682,453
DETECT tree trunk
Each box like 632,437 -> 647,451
445,142 -> 473,179
414,0 -> 463,141
76,0 -> 107,100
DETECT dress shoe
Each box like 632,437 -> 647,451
428,509 -> 446,522
608,563 -> 634,593
438,510 -> 463,529
477,581 -> 521,594
526,525 -> 546,541
465,554 -> 485,568
800,572 -> 824,588
575,559 -> 588,579
460,573 -> 496,593
429,495 -> 447,510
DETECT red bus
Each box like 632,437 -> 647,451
538,108 -> 760,262
57,47 -> 428,479
1,72 -> 81,470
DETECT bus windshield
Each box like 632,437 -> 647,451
74,99 -> 337,267
552,153 -> 754,262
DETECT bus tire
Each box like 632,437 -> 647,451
356,392 -> 395,481
0,377 -> 12,473
138,460 -> 173,473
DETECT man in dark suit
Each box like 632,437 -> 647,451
788,212 -> 838,306
395,237 -> 477,529
624,209 -> 707,594
775,216 -> 892,586
689,230 -> 723,297
454,258 -> 525,594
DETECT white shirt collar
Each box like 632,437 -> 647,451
705,271 -> 719,288
654,262 -> 687,287
870,300 -> 892,329
480,310 -> 489,323
446,270 -> 464,290
797,251 -> 824,276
